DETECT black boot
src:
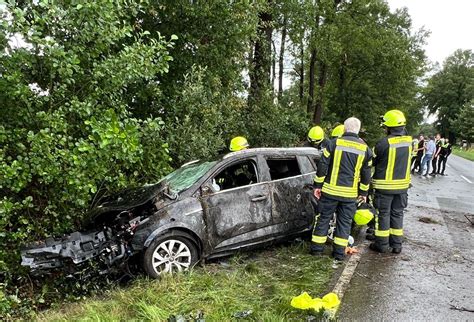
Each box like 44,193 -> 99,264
369,243 -> 390,253
392,247 -> 402,254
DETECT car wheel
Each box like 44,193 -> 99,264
143,233 -> 199,278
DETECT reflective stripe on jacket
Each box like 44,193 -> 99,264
372,131 -> 412,194
314,133 -> 372,200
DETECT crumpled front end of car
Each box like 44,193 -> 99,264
21,213 -> 148,275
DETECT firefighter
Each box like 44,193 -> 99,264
310,117 -> 372,260
370,109 -> 412,254
331,124 -> 345,138
306,126 -> 328,150
229,136 -> 249,152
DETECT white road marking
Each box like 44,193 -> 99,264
460,175 -> 473,184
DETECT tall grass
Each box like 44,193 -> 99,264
452,147 -> 474,161
38,243 -> 333,321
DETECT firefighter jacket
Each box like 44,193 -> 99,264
314,133 -> 373,201
372,127 -> 412,194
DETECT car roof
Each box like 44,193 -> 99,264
222,147 -> 319,159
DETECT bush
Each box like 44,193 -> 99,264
0,2 -> 174,317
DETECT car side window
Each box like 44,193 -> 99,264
266,158 -> 301,180
212,160 -> 258,191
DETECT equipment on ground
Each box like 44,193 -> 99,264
354,201 -> 376,225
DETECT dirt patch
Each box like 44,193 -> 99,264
418,217 -> 440,224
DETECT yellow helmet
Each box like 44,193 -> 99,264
354,202 -> 375,226
331,125 -> 345,138
307,126 -> 325,144
229,136 -> 249,152
381,109 -> 406,127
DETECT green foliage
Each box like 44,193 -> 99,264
457,101 -> 474,142
247,96 -> 310,148
324,1 -> 426,143
0,1 -> 173,316
162,66 -> 245,165
423,49 -> 474,141
452,146 -> 474,161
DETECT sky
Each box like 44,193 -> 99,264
387,0 -> 474,65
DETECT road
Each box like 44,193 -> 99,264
338,154 -> 474,320
409,154 -> 474,214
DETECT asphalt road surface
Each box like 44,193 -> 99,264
338,154 -> 474,320
409,154 -> 474,214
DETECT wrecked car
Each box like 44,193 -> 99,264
21,147 -> 320,278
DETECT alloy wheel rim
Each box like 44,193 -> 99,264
152,239 -> 191,275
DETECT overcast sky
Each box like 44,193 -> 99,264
387,0 -> 474,65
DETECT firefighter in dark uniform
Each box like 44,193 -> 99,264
304,126 -> 328,151
310,117 -> 372,260
370,109 -> 412,254
331,124 -> 345,139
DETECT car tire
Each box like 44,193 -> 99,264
143,232 -> 199,279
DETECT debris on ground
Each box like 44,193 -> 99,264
345,246 -> 359,255
290,292 -> 340,313
449,304 -> 474,313
168,311 -> 205,322
464,214 -> 474,225
233,310 -> 253,318
418,217 -> 440,224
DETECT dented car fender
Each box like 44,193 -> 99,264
132,197 -> 207,252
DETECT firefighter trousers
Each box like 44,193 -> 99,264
311,194 -> 357,257
374,192 -> 408,249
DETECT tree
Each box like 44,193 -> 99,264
249,0 -> 274,106
423,49 -> 474,141
457,101 -> 474,142
0,2 -> 174,310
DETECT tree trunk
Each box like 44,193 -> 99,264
313,60 -> 327,124
272,40 -> 276,95
307,48 -> 317,115
338,53 -> 347,112
248,1 -> 273,107
278,16 -> 287,100
299,44 -> 304,103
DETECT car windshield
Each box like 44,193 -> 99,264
161,161 -> 217,193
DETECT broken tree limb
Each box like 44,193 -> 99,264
449,304 -> 474,313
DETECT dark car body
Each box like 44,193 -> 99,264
21,147 -> 320,275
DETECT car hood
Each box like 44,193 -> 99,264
84,182 -> 171,227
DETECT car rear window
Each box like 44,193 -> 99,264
266,158 -> 301,180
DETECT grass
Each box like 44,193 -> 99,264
37,242 -> 334,321
452,147 -> 474,161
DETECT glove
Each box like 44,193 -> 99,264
314,188 -> 322,199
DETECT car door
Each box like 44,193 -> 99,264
200,157 -> 273,253
264,154 -> 315,235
